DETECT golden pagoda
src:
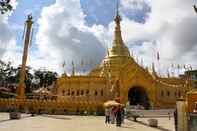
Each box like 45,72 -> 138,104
53,2 -> 194,113
0,6 -> 194,115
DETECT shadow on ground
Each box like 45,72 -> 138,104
0,114 -> 34,124
127,118 -> 171,131
41,115 -> 72,120
136,121 -> 171,131
121,125 -> 136,129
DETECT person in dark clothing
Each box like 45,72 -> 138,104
121,108 -> 125,123
174,109 -> 178,131
105,108 -> 110,124
116,106 -> 122,127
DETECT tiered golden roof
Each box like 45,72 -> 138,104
90,9 -> 133,77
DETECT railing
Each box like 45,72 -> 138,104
126,108 -> 175,118
0,98 -> 104,115
188,113 -> 197,131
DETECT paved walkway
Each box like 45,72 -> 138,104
0,113 -> 175,131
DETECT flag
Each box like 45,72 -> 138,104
194,5 -> 197,13
141,59 -> 143,66
72,60 -> 74,66
145,66 -> 148,71
157,52 -> 160,61
107,50 -> 109,57
171,63 -> 174,68
72,60 -> 75,76
90,59 -> 94,66
81,60 -> 84,68
136,56 -> 139,63
177,64 -> 180,69
29,28 -> 34,46
22,23 -> 26,41
167,69 -> 170,78
152,62 -> 155,73
110,84 -> 114,92
189,65 -> 192,70
183,64 -> 186,70
81,60 -> 86,73
62,61 -> 66,68
131,51 -> 133,57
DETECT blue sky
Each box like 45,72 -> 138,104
9,0 -> 55,51
9,0 -> 149,42
1,0 -> 197,76
6,0 -> 149,71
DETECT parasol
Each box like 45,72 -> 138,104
104,100 -> 123,107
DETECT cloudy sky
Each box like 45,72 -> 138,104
0,0 -> 197,76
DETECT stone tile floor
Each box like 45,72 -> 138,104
0,113 -> 175,131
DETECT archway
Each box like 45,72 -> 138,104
128,87 -> 150,109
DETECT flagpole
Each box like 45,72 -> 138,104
177,64 -> 180,77
157,51 -> 160,77
62,61 -> 66,75
171,63 -> 174,77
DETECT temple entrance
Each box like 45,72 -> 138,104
128,87 -> 150,109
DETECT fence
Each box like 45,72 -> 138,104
0,98 -> 104,115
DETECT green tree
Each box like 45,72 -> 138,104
0,0 -> 12,14
16,65 -> 33,93
33,69 -> 57,88
0,60 -> 7,82
0,60 -> 34,94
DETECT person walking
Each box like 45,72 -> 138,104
115,105 -> 122,127
121,107 -> 125,123
168,112 -> 171,120
110,107 -> 116,124
174,109 -> 178,131
105,108 -> 110,124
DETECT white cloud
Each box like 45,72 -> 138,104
35,0 -> 106,74
121,0 -> 150,10
0,0 -> 18,64
6,0 -> 195,77
118,0 -> 197,76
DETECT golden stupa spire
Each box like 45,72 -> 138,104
104,0 -> 130,57
113,0 -> 123,47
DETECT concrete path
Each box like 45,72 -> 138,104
0,113 -> 175,131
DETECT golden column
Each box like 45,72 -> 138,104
16,15 -> 33,99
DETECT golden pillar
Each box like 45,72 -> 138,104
16,15 -> 33,99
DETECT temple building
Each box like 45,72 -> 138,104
52,7 -> 193,112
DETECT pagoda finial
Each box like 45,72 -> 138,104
116,0 -> 119,16
114,0 -> 121,23
104,0 -> 130,58
113,0 -> 123,48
